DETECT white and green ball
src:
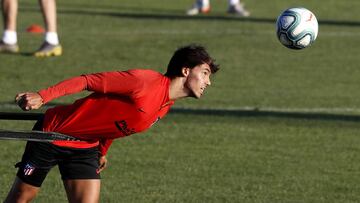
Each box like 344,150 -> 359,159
276,7 -> 319,50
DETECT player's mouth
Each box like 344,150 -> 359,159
200,87 -> 206,95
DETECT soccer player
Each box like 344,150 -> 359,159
4,44 -> 219,202
0,0 -> 62,57
186,0 -> 250,17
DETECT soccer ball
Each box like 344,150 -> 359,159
276,7 -> 318,49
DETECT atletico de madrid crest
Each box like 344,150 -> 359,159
23,163 -> 35,176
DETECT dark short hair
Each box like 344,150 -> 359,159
165,44 -> 219,78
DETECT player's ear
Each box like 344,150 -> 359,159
181,67 -> 190,77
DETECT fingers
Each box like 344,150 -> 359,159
97,163 -> 106,174
97,156 -> 108,174
15,93 -> 30,111
15,93 -> 26,103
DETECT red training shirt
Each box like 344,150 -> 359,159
38,69 -> 174,155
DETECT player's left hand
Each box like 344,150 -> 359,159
97,155 -> 108,173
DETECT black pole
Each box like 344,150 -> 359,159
0,112 -> 44,120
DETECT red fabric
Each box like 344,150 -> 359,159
38,69 -> 174,155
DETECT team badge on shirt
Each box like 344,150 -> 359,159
23,163 -> 35,176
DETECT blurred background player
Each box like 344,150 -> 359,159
0,0 -> 62,57
186,0 -> 250,17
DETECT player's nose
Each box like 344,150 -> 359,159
206,78 -> 211,86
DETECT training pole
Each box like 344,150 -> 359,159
0,112 -> 44,120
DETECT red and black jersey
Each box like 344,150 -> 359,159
38,69 -> 174,155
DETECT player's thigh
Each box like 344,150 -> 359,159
63,179 -> 101,203
59,146 -> 101,202
58,146 -> 100,180
16,141 -> 58,187
4,177 -> 40,203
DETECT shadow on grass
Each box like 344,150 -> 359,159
19,52 -> 35,57
0,51 -> 33,57
19,6 -> 360,27
170,108 -> 360,122
1,103 -> 360,123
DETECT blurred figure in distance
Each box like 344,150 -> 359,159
0,0 -> 62,57
186,0 -> 250,17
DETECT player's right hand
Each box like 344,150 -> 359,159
15,92 -> 44,111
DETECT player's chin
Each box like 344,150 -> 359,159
194,92 -> 203,99
188,91 -> 202,99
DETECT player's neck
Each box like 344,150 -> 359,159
168,77 -> 189,100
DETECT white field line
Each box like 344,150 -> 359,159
172,106 -> 360,114
1,103 -> 360,114
218,106 -> 360,114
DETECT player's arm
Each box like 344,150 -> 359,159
83,70 -> 143,95
15,70 -> 141,111
97,138 -> 114,173
15,75 -> 88,111
99,138 -> 114,156
37,75 -> 88,104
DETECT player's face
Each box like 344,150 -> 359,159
184,63 -> 212,99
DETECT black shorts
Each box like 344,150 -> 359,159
15,118 -> 100,187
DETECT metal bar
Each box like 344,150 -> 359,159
0,130 -> 80,142
0,112 -> 44,120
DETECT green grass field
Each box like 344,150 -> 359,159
1,0 -> 360,202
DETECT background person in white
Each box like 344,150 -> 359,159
187,0 -> 250,16
0,0 -> 62,57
